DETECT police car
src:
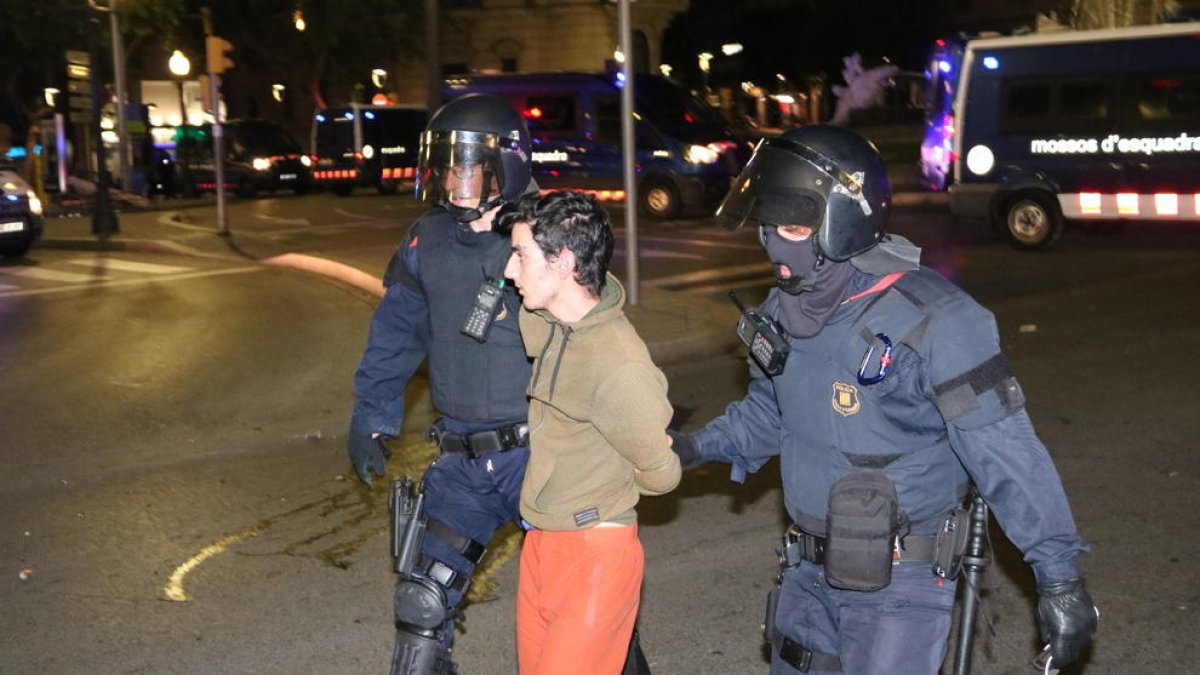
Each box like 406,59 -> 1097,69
0,166 -> 44,259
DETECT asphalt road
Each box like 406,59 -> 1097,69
2,191 -> 1198,674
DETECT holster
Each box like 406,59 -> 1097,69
931,505 -> 972,580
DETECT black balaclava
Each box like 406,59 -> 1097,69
762,227 -> 856,338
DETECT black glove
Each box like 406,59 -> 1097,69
1037,577 -> 1098,668
666,430 -> 703,469
348,432 -> 392,486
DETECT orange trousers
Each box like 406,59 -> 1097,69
517,525 -> 644,675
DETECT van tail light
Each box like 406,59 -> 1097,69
1116,193 -> 1139,215
1079,193 -> 1102,215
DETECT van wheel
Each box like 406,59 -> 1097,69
997,192 -> 1063,250
640,178 -> 681,220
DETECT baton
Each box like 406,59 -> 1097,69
951,494 -> 990,675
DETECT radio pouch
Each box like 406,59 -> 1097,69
825,469 -> 904,591
931,506 -> 972,580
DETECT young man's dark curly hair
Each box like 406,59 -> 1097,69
496,190 -> 615,296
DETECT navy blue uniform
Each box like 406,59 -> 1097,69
692,266 -> 1088,674
351,207 -> 531,645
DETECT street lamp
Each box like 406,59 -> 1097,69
697,51 -> 713,97
371,68 -> 388,89
168,49 -> 191,126
721,42 -> 743,56
293,9 -> 306,32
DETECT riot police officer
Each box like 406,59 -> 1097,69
347,93 -> 536,674
670,126 -> 1098,674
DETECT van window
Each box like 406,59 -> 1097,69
524,95 -> 575,136
593,94 -> 665,150
1002,81 -> 1052,126
1000,77 -> 1112,133
1136,73 -> 1200,123
1058,80 -> 1108,119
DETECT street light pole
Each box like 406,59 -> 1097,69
87,13 -> 119,237
108,0 -> 130,192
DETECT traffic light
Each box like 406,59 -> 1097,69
206,35 -> 234,74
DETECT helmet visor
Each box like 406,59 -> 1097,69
416,129 -> 505,209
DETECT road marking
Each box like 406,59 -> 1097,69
64,258 -> 192,274
253,213 -> 310,226
644,261 -> 772,288
0,266 -> 97,283
165,528 -> 262,602
333,207 -> 383,221
0,266 -> 263,298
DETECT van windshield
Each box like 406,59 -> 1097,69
634,76 -> 729,142
315,109 -> 355,158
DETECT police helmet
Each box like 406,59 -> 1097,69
716,125 -> 891,261
416,94 -> 533,223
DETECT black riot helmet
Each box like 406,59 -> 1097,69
416,94 -> 533,223
716,125 -> 891,261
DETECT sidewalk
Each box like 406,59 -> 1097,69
34,208 -> 744,368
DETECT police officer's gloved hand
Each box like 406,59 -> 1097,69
666,430 -> 703,469
1037,577 -> 1098,668
348,432 -> 392,486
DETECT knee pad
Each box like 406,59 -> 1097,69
394,576 -> 450,637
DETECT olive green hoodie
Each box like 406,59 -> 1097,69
518,274 -> 681,531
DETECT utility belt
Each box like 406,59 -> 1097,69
777,525 -> 939,568
428,418 -> 529,459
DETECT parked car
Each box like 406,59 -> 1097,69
0,165 -> 44,259
174,120 -> 313,198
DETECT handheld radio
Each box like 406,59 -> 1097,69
462,279 -> 506,342
729,292 -> 791,376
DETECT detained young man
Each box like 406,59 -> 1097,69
497,191 -> 682,675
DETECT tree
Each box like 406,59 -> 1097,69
1067,0 -> 1181,28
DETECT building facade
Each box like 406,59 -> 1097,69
393,0 -> 688,106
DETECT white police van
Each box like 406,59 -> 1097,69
921,22 -> 1200,249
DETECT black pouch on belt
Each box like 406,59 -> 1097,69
825,469 -> 904,591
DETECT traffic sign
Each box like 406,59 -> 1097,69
69,95 -> 92,111
66,49 -> 90,66
67,63 -> 90,80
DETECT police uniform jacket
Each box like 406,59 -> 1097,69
350,208 -> 531,438
691,266 -> 1089,585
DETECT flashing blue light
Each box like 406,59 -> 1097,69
364,110 -> 376,120
982,56 -> 999,70
5,194 -> 18,202
937,59 -> 951,74
343,112 -> 354,120
614,71 -> 626,88
315,114 -> 327,122
5,147 -> 25,158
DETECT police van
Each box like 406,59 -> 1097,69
311,104 -> 428,196
442,72 -> 746,219
921,22 -> 1200,249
